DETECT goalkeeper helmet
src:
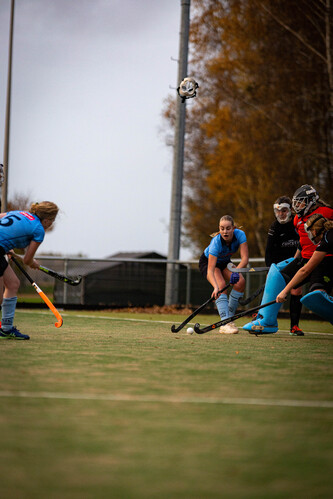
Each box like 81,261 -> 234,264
177,77 -> 199,101
292,184 -> 319,217
273,196 -> 292,224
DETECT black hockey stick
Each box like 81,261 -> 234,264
227,262 -> 269,273
11,257 -> 63,328
239,284 -> 265,306
193,300 -> 276,334
38,265 -> 82,286
171,283 -> 231,333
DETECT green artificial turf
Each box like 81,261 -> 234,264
0,309 -> 332,498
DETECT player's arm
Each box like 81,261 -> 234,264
265,246 -> 273,267
236,242 -> 249,269
10,241 -> 42,269
207,254 -> 220,298
23,241 -> 42,268
265,226 -> 276,266
276,251 -> 326,302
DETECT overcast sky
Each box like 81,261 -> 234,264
0,0 -> 193,259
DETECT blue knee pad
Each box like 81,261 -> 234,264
301,291 -> 333,325
243,264 -> 286,333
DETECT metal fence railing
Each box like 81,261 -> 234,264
15,256 -> 267,309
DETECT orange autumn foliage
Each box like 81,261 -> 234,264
163,0 -> 333,257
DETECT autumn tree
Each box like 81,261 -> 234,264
6,193 -> 57,236
163,0 -> 333,257
7,192 -> 33,211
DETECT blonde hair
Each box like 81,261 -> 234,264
306,214 -> 333,234
219,215 -> 235,226
210,215 -> 242,237
30,201 -> 59,222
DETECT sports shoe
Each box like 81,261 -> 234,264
219,322 -> 238,334
0,326 -> 30,340
290,325 -> 304,336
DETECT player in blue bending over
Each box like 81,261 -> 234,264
243,185 -> 333,334
199,215 -> 249,334
0,201 -> 59,340
276,214 -> 333,324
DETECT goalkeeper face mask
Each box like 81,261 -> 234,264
273,203 -> 292,224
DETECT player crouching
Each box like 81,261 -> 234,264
243,185 -> 333,334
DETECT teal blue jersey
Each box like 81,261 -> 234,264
0,211 -> 45,252
204,228 -> 247,263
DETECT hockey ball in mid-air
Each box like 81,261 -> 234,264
186,327 -> 194,335
178,76 -> 199,100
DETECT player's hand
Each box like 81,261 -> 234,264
276,291 -> 287,303
212,287 -> 220,299
29,259 -> 40,269
230,272 -> 240,284
7,251 -> 21,262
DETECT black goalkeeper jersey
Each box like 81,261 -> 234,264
265,220 -> 299,266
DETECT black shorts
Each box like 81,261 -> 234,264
0,247 -> 8,277
282,256 -> 333,293
199,253 -> 229,278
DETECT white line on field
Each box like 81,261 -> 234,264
16,309 -> 172,325
15,309 -> 333,336
0,390 -> 332,408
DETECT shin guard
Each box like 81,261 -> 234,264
228,289 -> 244,316
1,296 -> 18,331
215,293 -> 229,320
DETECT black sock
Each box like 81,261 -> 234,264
290,294 -> 302,328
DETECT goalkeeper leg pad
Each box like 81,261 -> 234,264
276,257 -> 294,271
301,291 -> 333,325
243,264 -> 286,333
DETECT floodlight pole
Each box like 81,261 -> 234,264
165,0 -> 191,305
2,0 -> 15,212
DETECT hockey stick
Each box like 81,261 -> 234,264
39,265 -> 82,286
238,284 -> 265,306
227,262 -> 269,273
193,300 -> 276,334
171,283 -> 231,333
11,257 -> 63,328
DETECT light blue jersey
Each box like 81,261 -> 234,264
0,211 -> 45,252
204,228 -> 247,263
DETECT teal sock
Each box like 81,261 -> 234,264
228,289 -> 244,316
2,297 -> 18,331
215,294 -> 229,320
